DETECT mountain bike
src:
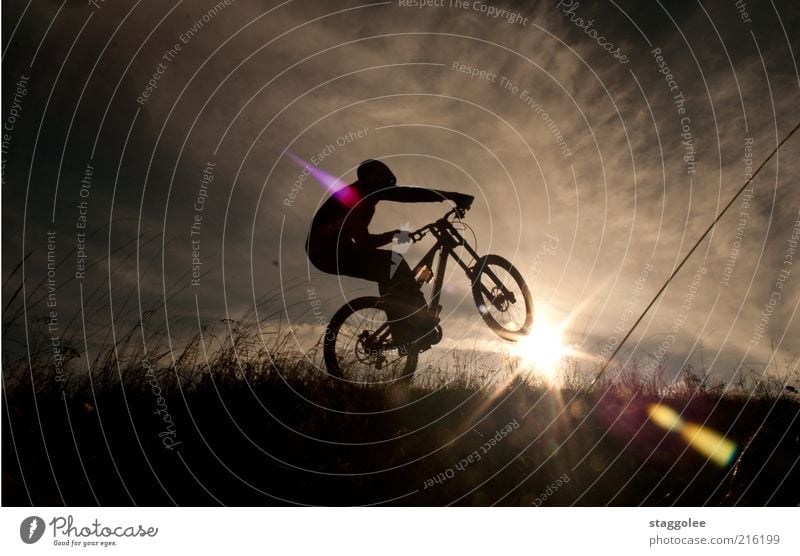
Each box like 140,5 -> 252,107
323,206 -> 533,383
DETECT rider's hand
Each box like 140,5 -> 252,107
452,193 -> 474,212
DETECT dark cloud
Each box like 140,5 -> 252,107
3,0 -> 799,381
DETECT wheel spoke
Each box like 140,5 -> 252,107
473,258 -> 532,338
329,302 -> 415,384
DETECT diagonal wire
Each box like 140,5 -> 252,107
592,120 -> 800,386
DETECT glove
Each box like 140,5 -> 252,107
452,193 -> 474,211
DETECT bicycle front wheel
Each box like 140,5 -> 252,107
323,296 -> 418,384
471,255 -> 533,341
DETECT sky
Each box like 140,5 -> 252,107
3,0 -> 800,385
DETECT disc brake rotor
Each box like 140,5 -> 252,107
490,287 -> 510,311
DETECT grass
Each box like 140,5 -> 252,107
3,314 -> 799,506
2,255 -> 799,505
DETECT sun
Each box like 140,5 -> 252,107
511,313 -> 569,378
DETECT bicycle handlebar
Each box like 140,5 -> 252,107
409,205 -> 468,242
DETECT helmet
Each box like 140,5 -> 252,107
356,159 -> 396,187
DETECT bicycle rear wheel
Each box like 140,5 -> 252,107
323,296 -> 419,384
471,255 -> 533,341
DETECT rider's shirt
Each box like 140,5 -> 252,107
305,183 -> 447,259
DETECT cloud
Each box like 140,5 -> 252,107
3,0 -> 799,382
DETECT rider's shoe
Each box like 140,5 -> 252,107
414,308 -> 440,333
394,310 -> 441,352
414,325 -> 442,352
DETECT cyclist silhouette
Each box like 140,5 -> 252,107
306,159 -> 473,344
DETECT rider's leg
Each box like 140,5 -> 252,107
313,245 -> 437,347
380,256 -> 426,312
379,254 -> 439,345
335,249 -> 435,344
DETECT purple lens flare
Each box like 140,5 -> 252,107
285,151 -> 360,207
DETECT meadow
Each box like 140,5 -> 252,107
3,307 -> 799,506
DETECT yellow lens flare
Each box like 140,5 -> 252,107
512,314 -> 570,378
647,404 -> 738,467
648,403 -> 683,432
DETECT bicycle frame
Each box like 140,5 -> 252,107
409,208 -> 483,319
356,208 -> 516,357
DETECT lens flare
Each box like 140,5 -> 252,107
647,403 -> 738,467
648,403 -> 683,432
285,151 -> 359,207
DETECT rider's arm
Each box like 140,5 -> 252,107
348,226 -> 397,249
378,186 -> 460,203
361,230 -> 397,248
